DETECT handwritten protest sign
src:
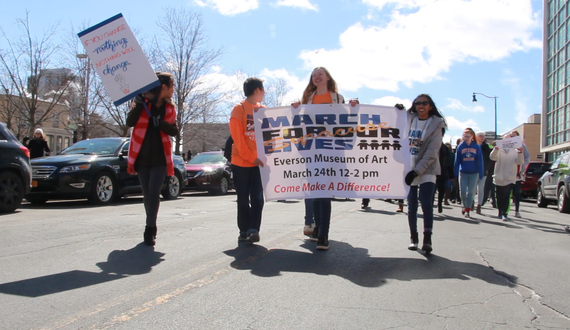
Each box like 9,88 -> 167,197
78,14 -> 160,106
253,104 -> 411,201
496,135 -> 522,150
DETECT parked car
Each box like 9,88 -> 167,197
26,137 -> 186,205
537,151 -> 570,213
185,151 -> 233,194
0,122 -> 32,212
521,161 -> 551,198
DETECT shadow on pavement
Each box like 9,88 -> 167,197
0,243 -> 164,297
224,240 -> 517,288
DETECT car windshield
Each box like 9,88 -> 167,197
60,139 -> 124,155
188,153 -> 226,164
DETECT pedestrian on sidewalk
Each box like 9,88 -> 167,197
27,128 -> 50,159
230,77 -> 266,243
404,94 -> 447,254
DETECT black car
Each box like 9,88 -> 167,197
537,151 -> 570,213
0,122 -> 32,212
26,137 -> 186,204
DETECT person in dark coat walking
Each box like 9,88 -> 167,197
27,128 -> 50,159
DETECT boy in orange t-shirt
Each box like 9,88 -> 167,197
229,77 -> 266,243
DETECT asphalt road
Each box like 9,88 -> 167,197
1,192 -> 569,329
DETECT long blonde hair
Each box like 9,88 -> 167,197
301,67 -> 338,104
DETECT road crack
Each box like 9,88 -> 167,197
475,249 -> 570,326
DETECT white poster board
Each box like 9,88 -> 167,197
496,135 -> 522,150
253,104 -> 411,201
78,14 -> 159,106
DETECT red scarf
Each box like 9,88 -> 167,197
127,101 -> 176,176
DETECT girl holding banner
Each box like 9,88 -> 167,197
404,94 -> 447,255
294,67 -> 358,250
126,72 -> 179,246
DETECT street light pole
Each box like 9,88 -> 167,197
472,92 -> 498,140
77,54 -> 90,140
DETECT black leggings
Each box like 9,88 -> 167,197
495,184 -> 514,217
138,165 -> 167,227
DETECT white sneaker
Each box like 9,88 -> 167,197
502,215 -> 509,221
408,242 -> 418,251
303,223 -> 315,235
464,212 -> 470,218
515,211 -> 521,218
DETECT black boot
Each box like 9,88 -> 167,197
144,226 -> 157,246
408,231 -> 419,250
422,232 -> 432,254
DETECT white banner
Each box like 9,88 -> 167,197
496,135 -> 522,150
253,104 -> 411,201
78,14 -> 160,106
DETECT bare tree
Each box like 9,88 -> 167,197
153,8 -> 224,155
60,24 -> 99,140
91,80 -> 131,137
0,12 -> 71,136
264,77 -> 292,108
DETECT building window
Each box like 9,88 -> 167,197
56,136 -> 63,154
46,135 -> 54,151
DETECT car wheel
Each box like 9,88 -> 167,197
557,185 -> 570,213
536,187 -> 548,208
89,172 -> 117,204
0,171 -> 24,213
162,173 -> 182,200
218,176 -> 229,195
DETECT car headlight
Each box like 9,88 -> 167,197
202,166 -> 214,173
59,164 -> 92,173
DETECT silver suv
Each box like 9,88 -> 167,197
537,152 -> 570,213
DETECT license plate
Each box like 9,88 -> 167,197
32,180 -> 38,187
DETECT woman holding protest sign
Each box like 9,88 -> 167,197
293,67 -> 358,250
126,72 -> 179,246
490,133 -> 524,221
404,94 -> 447,255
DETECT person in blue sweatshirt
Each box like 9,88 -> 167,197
454,127 -> 484,218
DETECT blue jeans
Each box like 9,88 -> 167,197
304,199 -> 314,225
138,165 -> 167,227
477,175 -> 487,206
460,172 -> 479,210
313,198 -> 331,237
407,182 -> 435,233
231,165 -> 264,235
